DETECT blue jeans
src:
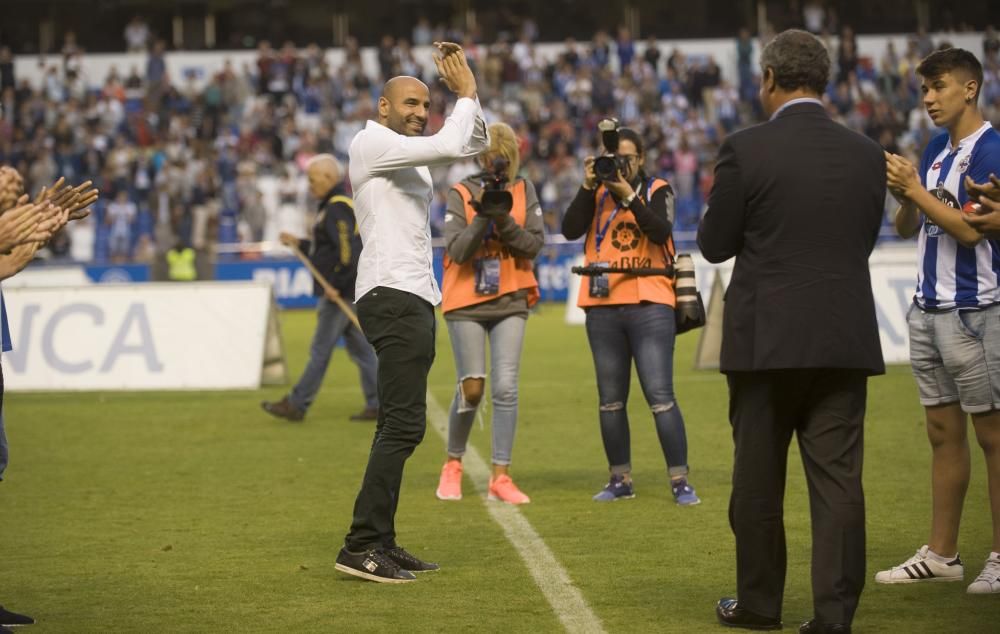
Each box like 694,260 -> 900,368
445,316 -> 527,465
289,297 -> 378,412
585,303 -> 689,477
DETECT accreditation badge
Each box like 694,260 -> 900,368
588,261 -> 611,298
475,257 -> 501,295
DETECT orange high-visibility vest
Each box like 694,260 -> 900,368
442,179 -> 540,313
577,178 -> 676,308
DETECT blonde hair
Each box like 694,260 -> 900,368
482,122 -> 520,183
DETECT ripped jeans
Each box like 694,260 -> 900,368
445,315 -> 527,465
584,303 -> 689,477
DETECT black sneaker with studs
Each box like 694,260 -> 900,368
335,547 -> 416,583
385,546 -> 440,572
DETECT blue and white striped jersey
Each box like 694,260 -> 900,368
915,122 -> 1000,310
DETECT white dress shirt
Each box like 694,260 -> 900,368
349,97 -> 490,305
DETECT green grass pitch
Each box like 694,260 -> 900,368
0,306 -> 996,632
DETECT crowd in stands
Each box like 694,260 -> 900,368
0,16 -> 998,264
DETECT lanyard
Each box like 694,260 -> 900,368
593,190 -> 622,254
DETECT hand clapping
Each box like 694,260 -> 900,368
962,173 -> 1000,237
0,195 -> 60,253
884,151 -> 920,202
432,41 -> 477,99
37,177 -> 100,221
0,173 -> 101,254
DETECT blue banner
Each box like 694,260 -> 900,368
533,243 -> 583,302
214,259 -> 318,308
85,264 -> 151,284
212,244 -> 584,309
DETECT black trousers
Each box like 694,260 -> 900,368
344,287 -> 436,552
727,369 -> 867,625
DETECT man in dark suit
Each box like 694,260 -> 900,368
698,30 -> 886,634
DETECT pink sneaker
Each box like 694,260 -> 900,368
488,474 -> 531,505
436,460 -> 463,500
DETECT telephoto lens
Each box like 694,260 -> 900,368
673,254 -> 704,333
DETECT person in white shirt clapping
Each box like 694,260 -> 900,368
335,42 -> 490,584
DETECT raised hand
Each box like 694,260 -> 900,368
40,178 -> 99,221
432,41 -> 477,99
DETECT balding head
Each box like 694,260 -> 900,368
378,76 -> 430,136
305,154 -> 342,199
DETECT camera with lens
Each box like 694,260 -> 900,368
592,118 -> 631,182
477,157 -> 513,217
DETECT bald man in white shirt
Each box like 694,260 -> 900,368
335,42 -> 490,584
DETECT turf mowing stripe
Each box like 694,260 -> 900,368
426,392 -> 607,634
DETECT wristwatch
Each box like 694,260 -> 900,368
621,191 -> 636,207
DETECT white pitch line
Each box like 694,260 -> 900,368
426,392 -> 606,634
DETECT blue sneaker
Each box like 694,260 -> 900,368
592,474 -> 635,502
671,478 -> 701,506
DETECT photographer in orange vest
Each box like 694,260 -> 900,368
562,124 -> 699,505
435,122 -> 543,505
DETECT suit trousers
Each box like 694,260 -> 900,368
344,287 -> 436,552
727,369 -> 867,625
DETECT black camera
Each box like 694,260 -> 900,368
593,118 -> 630,182
477,157 -> 513,217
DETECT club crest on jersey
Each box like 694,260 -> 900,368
957,155 -> 971,173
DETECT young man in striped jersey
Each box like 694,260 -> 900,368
880,47 -> 1000,595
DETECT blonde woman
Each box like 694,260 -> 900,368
436,122 -> 543,504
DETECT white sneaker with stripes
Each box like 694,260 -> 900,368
966,554 -> 1000,594
875,545 -> 964,584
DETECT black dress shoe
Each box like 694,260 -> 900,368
0,604 -> 34,626
716,598 -> 783,630
799,620 -> 850,634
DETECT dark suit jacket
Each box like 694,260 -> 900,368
697,102 -> 886,375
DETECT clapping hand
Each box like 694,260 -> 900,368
962,174 -> 1000,237
0,195 -> 61,253
964,173 -> 1000,204
37,177 -> 100,221
432,41 -> 477,99
885,151 -> 920,202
